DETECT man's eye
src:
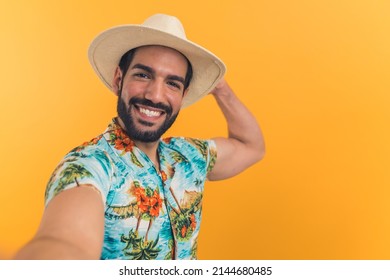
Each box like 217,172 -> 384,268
134,73 -> 149,79
167,81 -> 181,89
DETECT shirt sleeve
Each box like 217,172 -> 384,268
205,139 -> 218,174
180,137 -> 218,176
44,148 -> 113,207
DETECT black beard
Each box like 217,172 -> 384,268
117,95 -> 179,143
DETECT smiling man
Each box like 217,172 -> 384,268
15,14 -> 265,260
115,46 -> 188,148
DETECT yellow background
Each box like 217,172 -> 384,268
1,0 -> 389,259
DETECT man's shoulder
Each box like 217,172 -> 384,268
63,134 -> 112,163
161,136 -> 209,147
161,136 -> 215,158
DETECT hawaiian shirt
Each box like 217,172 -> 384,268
45,118 -> 217,260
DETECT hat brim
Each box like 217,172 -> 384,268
88,25 -> 226,108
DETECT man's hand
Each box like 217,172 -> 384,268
210,79 -> 231,97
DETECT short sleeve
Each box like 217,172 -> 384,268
205,139 -> 218,174
178,137 -> 218,175
44,148 -> 113,207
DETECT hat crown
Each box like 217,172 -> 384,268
142,14 -> 187,39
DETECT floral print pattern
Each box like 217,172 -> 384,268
45,118 -> 217,260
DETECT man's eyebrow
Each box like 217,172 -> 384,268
131,63 -> 185,85
131,63 -> 155,74
167,75 -> 185,85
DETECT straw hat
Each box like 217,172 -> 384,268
88,14 -> 226,108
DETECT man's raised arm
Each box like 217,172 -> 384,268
207,80 -> 265,181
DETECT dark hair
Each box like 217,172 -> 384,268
118,46 -> 193,91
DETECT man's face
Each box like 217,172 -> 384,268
115,45 -> 189,142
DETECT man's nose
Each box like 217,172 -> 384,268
144,79 -> 165,103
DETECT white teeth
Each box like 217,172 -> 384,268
139,107 -> 161,117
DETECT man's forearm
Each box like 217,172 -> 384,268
212,81 -> 265,159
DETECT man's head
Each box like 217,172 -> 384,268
88,14 -> 226,108
117,47 -> 193,92
112,45 -> 191,142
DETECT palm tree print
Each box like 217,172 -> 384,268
186,138 -> 217,172
119,181 -> 164,259
169,151 -> 189,164
53,163 -> 93,196
123,235 -> 161,260
191,239 -> 198,259
71,135 -> 103,152
105,202 -> 138,220
121,228 -> 161,260
121,229 -> 142,251
46,154 -> 90,192
60,163 -> 92,186
207,146 -> 217,172
162,161 -> 202,242
164,239 -> 175,260
168,190 -> 202,242
121,229 -> 161,260
186,138 -> 208,159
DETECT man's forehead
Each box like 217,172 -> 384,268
126,45 -> 189,76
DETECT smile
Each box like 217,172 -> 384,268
140,107 -> 161,117
136,105 -> 164,118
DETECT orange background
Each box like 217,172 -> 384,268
1,0 -> 389,259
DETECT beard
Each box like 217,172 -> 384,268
117,94 -> 179,143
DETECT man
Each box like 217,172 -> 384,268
15,14 -> 265,260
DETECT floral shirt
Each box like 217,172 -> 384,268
45,118 -> 217,260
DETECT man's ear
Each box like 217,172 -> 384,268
112,67 -> 123,96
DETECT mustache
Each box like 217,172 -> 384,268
129,97 -> 172,115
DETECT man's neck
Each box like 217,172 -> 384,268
116,117 -> 160,170
133,140 -> 160,169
